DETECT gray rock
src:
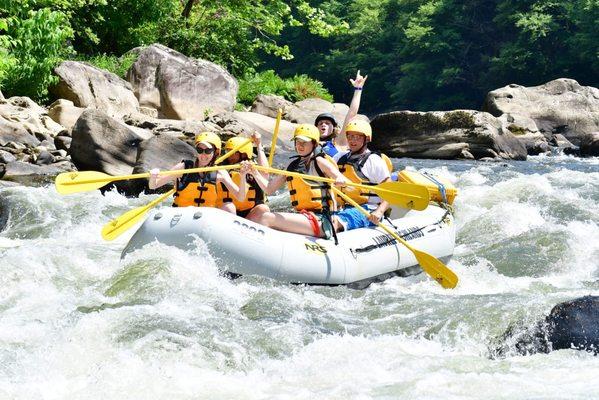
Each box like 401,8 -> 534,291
580,132 -> 599,156
370,110 -> 527,160
0,118 -> 41,147
483,79 -> 599,146
251,94 -> 293,118
71,109 -> 142,176
128,135 -> 198,195
2,160 -> 75,184
35,151 -> 54,165
284,98 -> 356,126
126,43 -> 238,120
123,111 -> 217,139
0,97 -> 63,142
47,99 -> 86,131
54,136 -> 72,152
51,61 -> 140,118
0,149 -> 16,164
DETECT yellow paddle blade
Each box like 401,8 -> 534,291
55,171 -> 114,194
412,249 -> 458,289
330,186 -> 458,289
102,189 -> 175,241
371,181 -> 430,210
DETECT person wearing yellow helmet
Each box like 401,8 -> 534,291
331,118 -> 392,232
221,132 -> 270,221
240,123 -> 348,239
317,70 -> 367,157
148,131 -> 248,212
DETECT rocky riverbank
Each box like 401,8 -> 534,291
1,43 -> 597,193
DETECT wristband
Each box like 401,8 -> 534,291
354,87 -> 362,91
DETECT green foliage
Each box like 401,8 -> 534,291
0,6 -> 73,99
80,53 -> 137,78
237,70 -> 333,105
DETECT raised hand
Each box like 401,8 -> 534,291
349,70 -> 368,89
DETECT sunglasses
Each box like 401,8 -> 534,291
196,147 -> 215,154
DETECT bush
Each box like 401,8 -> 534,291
237,70 -> 333,106
80,53 -> 138,78
0,8 -> 73,101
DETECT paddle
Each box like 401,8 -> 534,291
100,138 -> 252,241
252,165 -> 430,210
331,187 -> 458,289
268,108 -> 282,167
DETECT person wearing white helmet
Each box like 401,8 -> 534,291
332,118 -> 391,231
148,131 -> 247,213
241,124 -> 347,239
316,70 -> 367,157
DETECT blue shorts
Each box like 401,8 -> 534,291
334,206 -> 376,231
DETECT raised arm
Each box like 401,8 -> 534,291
251,132 -> 269,178
336,70 -> 368,148
242,161 -> 286,195
148,162 -> 185,189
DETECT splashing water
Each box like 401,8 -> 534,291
1,156 -> 598,399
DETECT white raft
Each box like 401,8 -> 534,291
122,204 -> 456,287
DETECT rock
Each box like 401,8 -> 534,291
2,160 -> 75,184
0,96 -> 63,142
551,133 -> 578,154
498,113 -> 551,155
123,111 -> 218,140
483,79 -> 599,147
0,118 -> 41,147
138,106 -> 158,118
70,109 -> 142,176
0,149 -> 16,164
284,98 -> 358,126
0,89 -> 4,101
251,94 -> 293,118
47,99 -> 86,131
209,111 -> 295,152
35,150 -> 54,165
494,296 -> 599,357
126,43 -> 238,120
128,135 -> 198,195
51,61 -> 139,118
580,132 -> 599,156
54,135 -> 72,152
370,110 -> 527,160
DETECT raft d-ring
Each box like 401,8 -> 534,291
153,213 -> 163,220
193,211 -> 203,219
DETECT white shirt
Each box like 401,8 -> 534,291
333,150 -> 390,207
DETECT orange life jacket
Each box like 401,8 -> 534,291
286,152 -> 333,212
220,171 -> 265,212
173,160 -> 228,208
336,151 -> 390,205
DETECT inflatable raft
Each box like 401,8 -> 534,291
122,204 -> 455,288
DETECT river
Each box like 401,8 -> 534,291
1,154 -> 598,399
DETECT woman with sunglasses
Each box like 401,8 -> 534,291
148,132 -> 247,213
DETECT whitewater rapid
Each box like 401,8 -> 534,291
0,155 -> 598,399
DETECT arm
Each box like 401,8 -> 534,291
336,70 -> 368,148
148,162 -> 185,189
218,169 -> 245,201
316,157 -> 348,212
252,132 -> 269,178
243,161 -> 286,195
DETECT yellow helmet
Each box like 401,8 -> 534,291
194,131 -> 222,150
345,119 -> 372,140
292,124 -> 320,142
225,136 -> 253,159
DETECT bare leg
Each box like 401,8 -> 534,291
256,211 -> 325,238
246,204 -> 270,223
220,202 -> 236,215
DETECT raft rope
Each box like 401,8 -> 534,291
423,172 -> 448,204
353,207 -> 451,254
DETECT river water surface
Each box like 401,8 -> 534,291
1,155 -> 598,399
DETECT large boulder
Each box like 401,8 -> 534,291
494,296 -> 599,357
251,94 -> 293,119
483,79 -> 599,148
70,109 -> 144,176
128,135 -> 198,195
126,44 -> 238,120
370,110 -> 527,160
51,61 -> 139,118
0,119 -> 41,147
580,132 -> 599,156
284,98 -> 354,126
